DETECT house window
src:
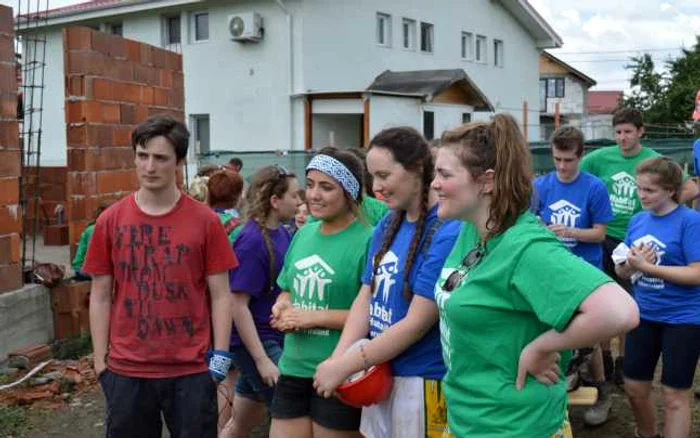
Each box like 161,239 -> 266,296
192,114 -> 210,155
475,35 -> 487,63
110,23 -> 123,36
423,111 -> 435,140
164,15 -> 181,45
376,13 -> 391,46
462,113 -> 472,124
420,22 -> 434,53
193,12 -> 209,42
494,39 -> 504,67
461,32 -> 473,60
402,18 -> 416,50
546,78 -> 565,98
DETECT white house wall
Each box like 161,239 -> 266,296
369,95 -> 422,137
423,103 -> 472,139
312,114 -> 362,148
545,76 -> 587,116
302,0 -> 542,139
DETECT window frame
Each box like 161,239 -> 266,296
475,34 -> 487,63
191,114 -> 211,156
401,18 -> 416,50
376,12 -> 392,47
461,31 -> 473,61
163,14 -> 182,46
493,39 -> 504,67
420,21 -> 434,53
192,11 -> 209,43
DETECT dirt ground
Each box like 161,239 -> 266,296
11,376 -> 699,438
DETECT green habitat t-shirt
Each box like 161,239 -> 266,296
435,212 -> 611,438
277,219 -> 373,378
580,146 -> 661,240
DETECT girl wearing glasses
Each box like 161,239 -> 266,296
313,127 -> 460,438
616,157 -> 700,438
223,166 -> 300,437
431,113 -> 639,438
269,148 -> 372,438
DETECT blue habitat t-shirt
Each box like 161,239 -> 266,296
361,205 -> 460,379
533,171 -> 613,268
625,206 -> 700,324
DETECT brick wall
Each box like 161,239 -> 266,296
63,27 -> 184,257
22,166 -> 67,235
0,5 -> 22,293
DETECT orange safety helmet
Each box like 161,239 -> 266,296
694,89 -> 700,121
335,339 -> 393,408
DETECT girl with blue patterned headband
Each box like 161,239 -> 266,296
269,147 -> 372,438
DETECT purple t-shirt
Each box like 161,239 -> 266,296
229,220 -> 291,348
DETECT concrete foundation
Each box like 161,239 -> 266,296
0,283 -> 54,362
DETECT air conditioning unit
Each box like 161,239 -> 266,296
228,12 -> 263,42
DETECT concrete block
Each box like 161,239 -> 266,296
0,283 -> 54,363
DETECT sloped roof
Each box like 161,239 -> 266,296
367,69 -> 494,111
540,51 -> 596,87
588,91 -> 623,115
17,0 -> 153,21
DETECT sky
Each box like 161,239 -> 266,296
2,0 -> 700,92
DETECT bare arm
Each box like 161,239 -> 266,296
615,260 -> 636,279
637,261 -> 700,287
525,282 -> 639,353
569,224 -> 607,243
90,274 -> 113,374
330,284 -> 372,358
272,291 -> 351,331
207,272 -> 233,351
680,178 -> 700,203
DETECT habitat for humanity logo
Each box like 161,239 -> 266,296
610,172 -> 638,214
374,251 -> 399,303
548,199 -> 580,247
293,255 -> 334,302
631,234 -> 666,289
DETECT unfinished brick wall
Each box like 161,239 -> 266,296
0,6 -> 22,293
64,27 -> 184,257
23,166 -> 67,235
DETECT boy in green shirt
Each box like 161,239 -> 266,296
580,108 -> 699,392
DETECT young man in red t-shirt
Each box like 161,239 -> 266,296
83,115 -> 238,437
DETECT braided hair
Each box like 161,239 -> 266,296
368,127 -> 433,300
244,166 -> 296,294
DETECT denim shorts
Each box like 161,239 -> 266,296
231,339 -> 282,407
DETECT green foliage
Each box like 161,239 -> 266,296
0,405 -> 29,437
51,333 -> 93,360
621,35 -> 700,133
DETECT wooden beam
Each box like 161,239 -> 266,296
554,102 -> 561,131
363,96 -> 370,147
304,98 -> 312,150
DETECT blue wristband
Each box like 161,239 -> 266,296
207,349 -> 233,382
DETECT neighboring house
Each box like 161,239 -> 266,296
18,0 -> 561,170
586,90 -> 623,140
539,51 -> 596,141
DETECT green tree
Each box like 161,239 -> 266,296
621,35 -> 700,132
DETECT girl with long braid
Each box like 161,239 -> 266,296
223,165 -> 300,438
269,147 -> 372,438
313,128 -> 460,438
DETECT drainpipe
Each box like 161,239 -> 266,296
275,0 -> 295,151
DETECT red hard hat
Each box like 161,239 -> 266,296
336,361 -> 393,408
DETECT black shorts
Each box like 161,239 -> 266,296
270,374 -> 361,431
623,319 -> 700,389
602,236 -> 633,293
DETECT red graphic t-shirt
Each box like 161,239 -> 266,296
83,193 -> 238,378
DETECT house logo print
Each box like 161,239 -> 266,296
375,251 -> 399,304
293,255 -> 335,301
548,199 -> 581,228
632,235 -> 667,262
611,172 -> 637,198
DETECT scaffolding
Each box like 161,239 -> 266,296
15,0 -> 50,274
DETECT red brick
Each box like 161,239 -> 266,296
153,88 -> 168,107
0,121 -> 19,150
92,77 -> 118,101
0,64 -> 17,93
106,34 -> 127,59
67,172 -> 98,196
69,193 -> 122,222
139,44 -> 153,66
0,178 -> 19,205
0,6 -> 14,35
126,40 -> 140,62
64,27 -> 93,51
0,95 -> 17,118
69,147 -> 134,172
43,224 -> 69,246
51,280 -> 91,313
141,86 -> 154,105
67,124 -> 87,147
65,51 -> 106,76
135,105 -> 149,123
69,219 -> 90,247
172,71 -> 184,90
122,83 -> 141,104
164,51 -> 182,72
159,70 -> 172,88
102,103 -> 120,123
0,150 -> 21,177
90,30 -> 109,54
0,204 -> 22,235
170,90 -> 184,110
0,262 -> 22,293
113,126 -> 133,147
66,101 -> 101,123
67,75 -> 85,97
0,34 -> 15,64
151,48 -> 167,69
120,103 -> 136,124
0,233 -> 20,264
97,169 -> 137,193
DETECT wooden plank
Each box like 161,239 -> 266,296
304,98 -> 312,150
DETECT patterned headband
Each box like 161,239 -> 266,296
306,154 -> 361,199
